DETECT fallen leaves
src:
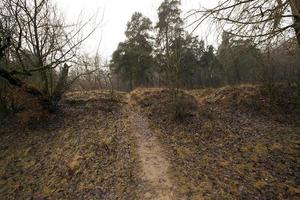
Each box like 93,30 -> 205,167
0,86 -> 298,199
0,91 -> 139,199
254,180 -> 268,190
67,155 -> 83,174
42,185 -> 56,196
288,186 -> 300,194
23,147 -> 32,156
253,143 -> 268,156
133,86 -> 300,199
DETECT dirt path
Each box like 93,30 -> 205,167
125,94 -> 176,200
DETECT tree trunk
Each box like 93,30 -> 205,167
165,26 -> 171,87
290,0 -> 300,45
51,63 -> 70,105
0,66 -> 50,108
40,70 -> 49,96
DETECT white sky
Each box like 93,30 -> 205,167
54,0 -> 218,60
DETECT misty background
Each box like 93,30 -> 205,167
54,0 -> 217,58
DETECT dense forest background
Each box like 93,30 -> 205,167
75,0 -> 299,93
0,0 -> 299,116
109,9 -> 299,91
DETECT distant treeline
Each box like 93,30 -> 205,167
108,1 -> 299,91
1,0 -> 299,116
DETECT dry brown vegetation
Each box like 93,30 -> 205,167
0,84 -> 299,199
131,84 -> 300,199
0,91 -> 141,199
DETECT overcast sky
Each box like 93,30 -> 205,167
54,0 -> 218,60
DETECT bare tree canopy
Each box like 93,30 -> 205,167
0,0 -> 100,109
187,0 -> 300,46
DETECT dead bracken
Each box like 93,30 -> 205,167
1,84 -> 299,199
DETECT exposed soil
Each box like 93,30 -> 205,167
1,84 -> 299,200
131,84 -> 300,199
125,94 -> 176,199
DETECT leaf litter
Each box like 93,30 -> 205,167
1,84 -> 299,200
131,84 -> 300,199
0,90 -> 140,199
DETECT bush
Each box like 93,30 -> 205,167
172,89 -> 196,121
0,82 -> 36,118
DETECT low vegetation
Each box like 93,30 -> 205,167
1,0 -> 299,199
0,91 -> 140,199
131,84 -> 300,199
1,83 -> 299,199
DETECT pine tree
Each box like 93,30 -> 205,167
110,12 -> 153,90
155,0 -> 183,87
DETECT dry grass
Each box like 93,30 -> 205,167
191,83 -> 299,120
1,84 -> 299,199
132,84 -> 300,199
0,90 -> 140,199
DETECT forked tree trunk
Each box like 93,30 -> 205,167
51,63 -> 70,105
0,67 -> 50,108
0,64 -> 71,111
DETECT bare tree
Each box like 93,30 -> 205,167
187,0 -> 300,46
0,0 -> 100,109
68,53 -> 106,91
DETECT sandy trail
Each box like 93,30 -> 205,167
126,94 -> 176,200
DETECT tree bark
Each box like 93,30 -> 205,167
51,63 -> 70,104
290,0 -> 300,45
0,67 -> 23,87
0,66 -> 50,108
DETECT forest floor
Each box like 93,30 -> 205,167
0,83 -> 299,199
